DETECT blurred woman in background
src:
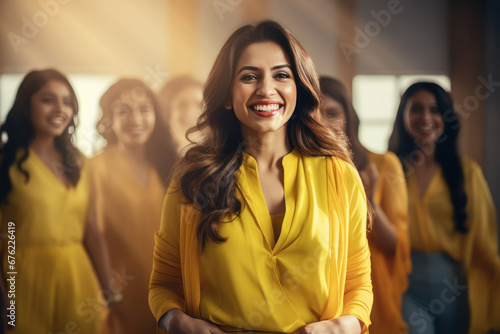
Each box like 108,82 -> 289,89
157,75 -> 203,153
389,81 -> 500,333
90,78 -> 176,334
0,68 -> 113,334
320,76 -> 411,334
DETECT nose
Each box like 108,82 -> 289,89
422,108 -> 433,123
129,108 -> 143,125
256,75 -> 276,97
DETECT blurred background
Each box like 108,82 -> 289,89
0,0 -> 499,237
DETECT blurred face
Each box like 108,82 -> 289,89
404,89 -> 444,143
169,85 -> 203,149
229,41 -> 297,136
111,88 -> 156,148
322,95 -> 346,133
30,80 -> 74,139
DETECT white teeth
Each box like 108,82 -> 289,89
252,104 -> 281,112
49,117 -> 64,125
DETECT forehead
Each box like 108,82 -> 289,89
113,87 -> 153,106
408,89 -> 437,104
236,41 -> 291,68
37,80 -> 71,96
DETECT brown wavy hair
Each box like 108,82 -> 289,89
174,20 -> 352,249
96,78 -> 177,184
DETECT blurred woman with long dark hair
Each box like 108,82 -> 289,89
90,78 -> 176,334
388,82 -> 500,333
149,21 -> 373,333
320,76 -> 411,334
0,68 -> 114,333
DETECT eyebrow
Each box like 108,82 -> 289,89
237,64 -> 292,74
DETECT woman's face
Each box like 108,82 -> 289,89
322,95 -> 347,133
404,89 -> 444,143
111,88 -> 156,148
168,85 -> 203,149
229,41 -> 297,136
30,80 -> 74,139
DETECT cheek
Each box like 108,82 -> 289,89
145,112 -> 156,129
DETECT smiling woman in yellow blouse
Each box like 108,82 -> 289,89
149,20 -> 373,334
0,69 -> 114,334
90,79 -> 177,334
389,82 -> 500,334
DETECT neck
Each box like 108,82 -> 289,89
242,126 -> 291,170
30,135 -> 57,156
116,142 -> 147,161
413,140 -> 437,168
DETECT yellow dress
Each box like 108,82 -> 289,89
368,152 -> 411,334
149,150 -> 373,333
89,146 -> 165,334
0,148 -> 100,334
407,157 -> 500,333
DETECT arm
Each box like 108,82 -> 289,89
294,160 -> 373,334
83,203 -> 115,299
149,184 -> 225,333
341,163 -> 373,333
359,161 -> 398,257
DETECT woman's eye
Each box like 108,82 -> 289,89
275,72 -> 291,79
430,107 -> 440,114
241,74 -> 257,81
42,98 -> 54,103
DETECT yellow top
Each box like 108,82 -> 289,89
89,146 -> 165,334
367,152 -> 411,334
0,148 -> 100,333
407,157 -> 500,333
149,150 -> 373,333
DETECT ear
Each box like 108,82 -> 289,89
224,99 -> 232,110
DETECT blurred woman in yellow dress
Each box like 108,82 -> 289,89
320,76 -> 411,334
389,82 -> 500,333
157,75 -> 203,153
0,69 -> 114,333
149,21 -> 373,334
90,79 -> 177,334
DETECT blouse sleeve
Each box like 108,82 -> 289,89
148,182 -> 186,322
378,152 -> 411,295
339,161 -> 373,332
463,159 -> 500,332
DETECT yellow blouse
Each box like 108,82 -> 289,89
368,152 -> 411,334
0,148 -> 100,334
407,157 -> 500,333
149,150 -> 373,333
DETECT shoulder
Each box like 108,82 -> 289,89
325,155 -> 361,185
461,156 -> 481,175
368,151 -> 401,172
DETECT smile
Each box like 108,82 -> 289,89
125,128 -> 145,134
248,101 -> 284,118
48,117 -> 66,126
